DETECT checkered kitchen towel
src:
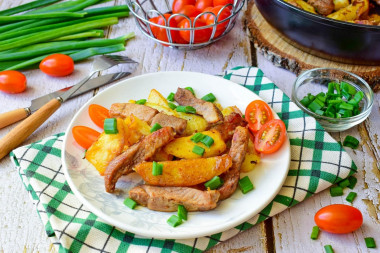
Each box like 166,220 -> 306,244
11,67 -> 357,253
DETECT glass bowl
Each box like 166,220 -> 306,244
292,68 -> 374,132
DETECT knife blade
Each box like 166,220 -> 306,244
0,72 -> 130,129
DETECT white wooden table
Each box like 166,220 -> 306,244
0,0 -> 379,252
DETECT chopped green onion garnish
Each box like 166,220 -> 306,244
104,118 -> 118,134
135,99 -> 146,105
167,215 -> 182,227
123,198 -> 137,209
348,176 -> 357,189
168,102 -> 177,110
204,176 -> 223,190
150,123 -> 162,133
176,105 -> 196,114
300,96 -> 312,107
343,135 -> 359,149
330,186 -> 343,197
353,91 -> 364,103
185,87 -> 195,95
308,100 -> 323,113
201,135 -> 214,148
339,102 -> 353,111
152,161 -> 163,176
328,82 -> 335,94
177,205 -> 188,221
338,178 -> 350,188
324,245 -> 334,253
365,237 -> 376,248
167,92 -> 175,102
190,133 -> 205,143
239,176 -> 254,194
192,145 -> 205,156
346,191 -> 357,203
201,93 -> 216,102
310,226 -> 320,240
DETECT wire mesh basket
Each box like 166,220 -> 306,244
126,0 -> 245,49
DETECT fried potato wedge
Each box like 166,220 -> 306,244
86,118 -> 125,175
147,89 -> 170,108
327,0 -> 369,21
333,0 -> 349,11
134,154 -> 232,186
123,115 -> 151,147
164,130 -> 226,159
295,0 -> 316,14
152,149 -> 173,162
241,138 -> 261,173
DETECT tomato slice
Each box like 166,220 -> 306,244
88,104 -> 110,129
72,126 -> 100,150
254,119 -> 286,154
245,100 -> 273,133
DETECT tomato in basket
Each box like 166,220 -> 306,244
172,5 -> 201,23
195,0 -> 213,11
203,5 -> 231,37
178,17 -> 212,43
172,0 -> 196,13
149,14 -> 182,45
213,0 -> 233,7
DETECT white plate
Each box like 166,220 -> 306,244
62,71 -> 290,239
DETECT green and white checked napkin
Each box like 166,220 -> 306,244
11,67 -> 357,253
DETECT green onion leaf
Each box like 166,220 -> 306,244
364,237 -> 376,248
192,145 -> 205,156
324,245 -> 334,253
176,105 -> 196,114
167,92 -> 175,102
201,93 -> 216,102
167,215 -> 182,227
338,178 -> 350,188
185,87 -> 195,95
135,99 -> 146,105
201,135 -> 214,148
346,191 -> 357,203
168,102 -> 177,110
239,176 -> 254,194
152,161 -> 163,176
343,135 -> 359,149
104,118 -> 118,134
348,176 -> 358,189
123,198 -> 137,209
204,176 -> 223,190
177,205 -> 188,221
310,226 -> 320,240
190,133 -> 205,143
150,123 -> 162,133
330,186 -> 343,197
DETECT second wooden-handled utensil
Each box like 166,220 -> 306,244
0,55 -> 136,160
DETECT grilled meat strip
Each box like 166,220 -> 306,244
110,103 -> 158,124
129,185 -> 220,212
307,0 -> 334,15
212,112 -> 247,142
174,88 -> 223,124
104,127 -> 175,193
218,126 -> 249,201
151,112 -> 187,135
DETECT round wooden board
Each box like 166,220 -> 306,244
246,1 -> 380,92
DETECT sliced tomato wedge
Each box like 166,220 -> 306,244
254,119 -> 286,154
88,104 -> 110,129
245,100 -> 273,133
72,126 -> 100,150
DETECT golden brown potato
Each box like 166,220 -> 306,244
240,138 -> 261,173
134,154 -> 232,186
123,115 -> 151,147
296,0 -> 317,14
147,89 -> 170,108
86,118 -> 125,175
327,0 -> 369,21
164,130 -> 226,159
152,149 -> 173,162
333,0 -> 349,11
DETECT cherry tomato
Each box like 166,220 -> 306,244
72,126 -> 100,150
39,54 -> 74,77
172,0 -> 196,13
204,5 -> 231,37
254,119 -> 286,154
179,17 -> 212,43
88,104 -> 110,129
0,70 -> 27,94
149,14 -> 181,45
315,204 -> 363,234
245,100 -> 274,133
172,5 -> 201,23
195,0 -> 213,11
213,0 -> 233,7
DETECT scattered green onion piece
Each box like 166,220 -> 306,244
316,92 -> 327,103
150,123 -> 162,133
190,133 -> 205,143
307,93 -> 315,101
346,191 -> 357,203
328,99 -> 342,105
152,161 -> 163,176
123,198 -> 137,209
135,99 -> 146,105
177,205 -> 188,221
327,82 -> 335,94
365,237 -> 376,248
330,186 -> 343,197
300,96 -> 312,107
310,226 -> 320,240
242,114 -> 245,118
167,92 -> 175,102
338,178 -> 350,188
168,102 -> 177,110
167,215 -> 182,227
308,100 -> 322,113
204,176 -> 223,190
341,90 -> 352,100
341,82 -> 357,95
324,245 -> 334,253
353,91 -> 364,103
104,118 -> 118,134
192,145 -> 205,156
201,93 -> 217,102
239,176 -> 254,194
185,87 -> 195,95
176,105 -> 196,114
334,82 -> 341,94
201,135 -> 214,148
339,102 -> 354,111
343,135 -> 359,149
348,176 -> 357,189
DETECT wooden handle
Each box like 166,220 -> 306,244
0,99 -> 61,160
0,108 -> 29,129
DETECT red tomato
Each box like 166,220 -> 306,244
213,0 -> 233,6
204,5 -> 231,37
72,126 -> 100,150
199,6 -> 213,23
172,5 -> 201,23
195,0 -> 213,11
149,14 -> 181,45
39,54 -> 74,77
254,119 -> 286,154
172,0 -> 196,13
88,104 -> 110,129
179,17 -> 212,43
245,100 -> 274,133
0,70 -> 27,94
315,204 -> 363,234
